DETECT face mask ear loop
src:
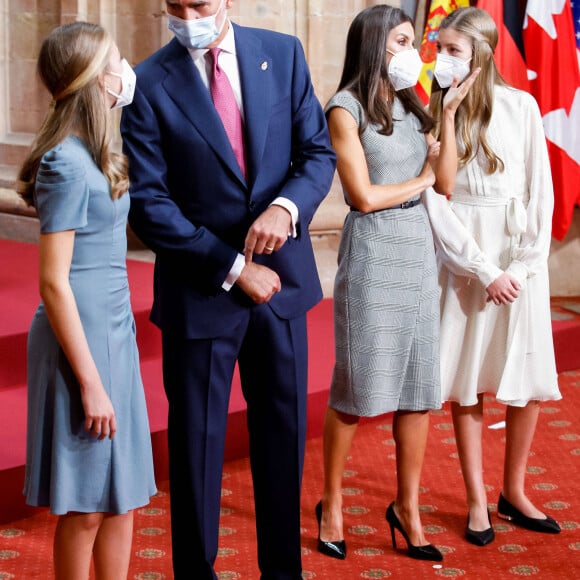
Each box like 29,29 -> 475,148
106,86 -> 121,100
104,66 -> 122,100
105,59 -> 136,109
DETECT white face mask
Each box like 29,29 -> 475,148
168,0 -> 226,50
433,53 -> 472,88
106,58 -> 136,109
387,48 -> 423,92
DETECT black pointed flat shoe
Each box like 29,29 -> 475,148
497,493 -> 560,534
315,501 -> 347,560
465,509 -> 495,546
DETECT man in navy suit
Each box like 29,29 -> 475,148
121,1 -> 336,578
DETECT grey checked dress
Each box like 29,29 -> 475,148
326,91 -> 441,417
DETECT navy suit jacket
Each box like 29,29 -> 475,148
121,25 -> 336,339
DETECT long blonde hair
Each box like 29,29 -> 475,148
429,7 -> 507,173
17,21 -> 129,205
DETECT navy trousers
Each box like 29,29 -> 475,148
161,303 -> 308,579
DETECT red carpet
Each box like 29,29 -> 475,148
1,369 -> 579,579
0,239 -> 334,522
1,238 -> 580,578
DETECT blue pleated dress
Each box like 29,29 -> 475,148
24,136 -> 157,515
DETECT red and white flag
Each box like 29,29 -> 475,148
477,0 -> 529,91
417,0 -> 470,104
523,0 -> 580,240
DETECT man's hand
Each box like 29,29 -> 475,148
244,205 -> 292,263
486,273 -> 521,305
236,261 -> 281,304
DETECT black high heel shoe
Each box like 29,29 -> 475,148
465,509 -> 495,546
385,502 -> 443,562
497,493 -> 560,534
315,501 -> 347,560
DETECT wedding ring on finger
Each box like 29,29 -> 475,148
265,246 -> 274,252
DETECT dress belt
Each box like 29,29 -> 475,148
393,197 -> 422,209
449,194 -> 527,237
450,194 -> 510,207
350,197 -> 421,212
450,193 -> 528,261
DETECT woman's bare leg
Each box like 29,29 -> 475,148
320,407 -> 359,541
54,512 -> 104,580
393,409 -> 430,546
93,511 -> 135,580
503,401 -> 545,519
451,396 -> 490,531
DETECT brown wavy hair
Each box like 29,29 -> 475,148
429,7 -> 507,173
17,21 -> 129,205
337,4 -> 434,136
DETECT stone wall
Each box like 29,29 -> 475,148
1,0 -> 578,296
0,0 -> 390,297
0,0 -> 386,229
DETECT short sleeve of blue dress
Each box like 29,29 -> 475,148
35,140 -> 89,233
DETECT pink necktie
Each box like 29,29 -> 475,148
209,48 -> 246,179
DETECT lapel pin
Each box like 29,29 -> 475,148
261,61 -> 268,71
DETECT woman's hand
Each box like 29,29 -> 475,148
419,155 -> 436,189
81,383 -> 117,440
442,67 -> 481,115
426,140 -> 440,166
486,272 -> 521,305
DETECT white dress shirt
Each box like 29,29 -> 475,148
187,23 -> 299,290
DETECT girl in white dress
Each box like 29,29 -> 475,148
425,7 -> 562,546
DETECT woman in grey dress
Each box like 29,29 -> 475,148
315,4 -> 477,562
17,23 -> 156,579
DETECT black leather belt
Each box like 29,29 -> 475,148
391,198 -> 421,209
349,197 -> 422,212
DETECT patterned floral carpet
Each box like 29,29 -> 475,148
1,367 -> 580,579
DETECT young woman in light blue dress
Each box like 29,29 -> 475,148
17,22 -> 156,579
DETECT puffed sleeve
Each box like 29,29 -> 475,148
423,187 -> 504,287
34,140 -> 88,233
504,92 -> 554,284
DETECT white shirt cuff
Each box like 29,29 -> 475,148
222,253 -> 245,291
505,260 -> 529,286
479,263 -> 505,289
270,197 -> 298,238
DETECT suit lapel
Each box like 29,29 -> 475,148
161,39 -> 245,184
234,25 -> 273,188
